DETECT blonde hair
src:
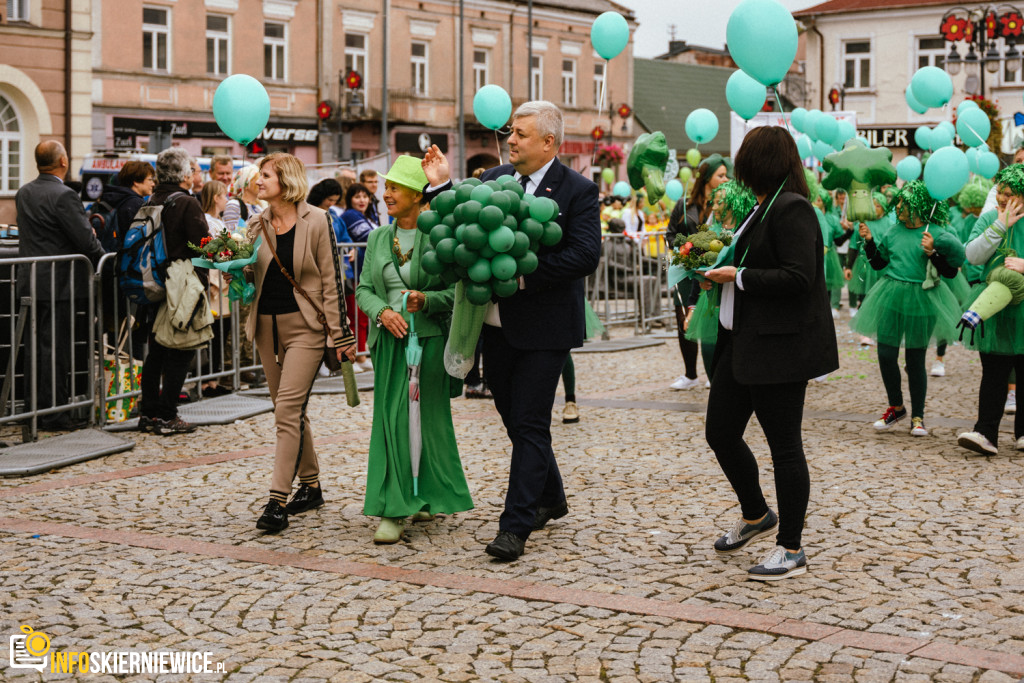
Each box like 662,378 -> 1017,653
200,180 -> 227,214
259,152 -> 309,204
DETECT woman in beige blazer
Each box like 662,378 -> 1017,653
244,152 -> 356,533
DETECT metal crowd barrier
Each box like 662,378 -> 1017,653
588,230 -> 676,335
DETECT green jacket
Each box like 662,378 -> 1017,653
355,224 -> 456,350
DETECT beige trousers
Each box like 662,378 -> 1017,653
254,311 -> 326,503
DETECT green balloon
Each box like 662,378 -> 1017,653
453,264 -> 469,279
521,192 -> 535,204
479,244 -> 497,259
491,253 -> 517,280
470,184 -> 494,204
465,281 -> 493,305
541,221 -> 563,246
488,226 -> 515,253
440,269 -> 460,285
455,183 -> 475,203
509,231 -> 531,258
505,179 -> 525,198
417,210 -> 441,234
435,237 -> 458,263
520,217 -> 544,241
478,205 -> 505,232
686,148 -> 702,167
454,243 -> 478,268
461,199 -> 483,224
429,223 -> 453,247
421,250 -> 445,275
493,277 -> 519,297
454,223 -> 467,242
485,180 -> 502,191
529,237 -> 541,251
488,190 -> 513,215
431,190 -> 458,216
503,214 -> 519,230
462,223 -> 488,250
441,213 -> 457,228
529,197 -> 558,223
468,258 -> 492,283
516,202 -> 532,223
463,177 -> 483,187
516,250 -> 539,275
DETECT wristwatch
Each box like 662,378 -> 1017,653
375,306 -> 392,327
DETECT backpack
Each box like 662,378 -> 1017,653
117,192 -> 185,306
89,199 -> 120,252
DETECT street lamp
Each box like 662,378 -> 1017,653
940,5 -> 1024,96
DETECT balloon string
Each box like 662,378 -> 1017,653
495,130 -> 502,165
598,59 -> 608,117
773,87 -> 792,135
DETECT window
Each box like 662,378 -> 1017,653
206,14 -> 230,76
531,55 -> 543,100
345,33 -> 368,99
0,95 -> 21,195
411,41 -> 428,96
264,21 -> 286,81
142,6 -> 169,72
6,0 -> 28,21
473,49 -> 489,91
916,36 -> 946,70
561,59 -> 576,107
593,62 -> 605,108
842,40 -> 871,89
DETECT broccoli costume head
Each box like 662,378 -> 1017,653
627,132 -> 669,204
995,164 -> 1024,197
816,187 -> 832,212
711,182 -> 757,224
820,144 -> 897,221
893,180 -> 950,226
956,178 -> 993,210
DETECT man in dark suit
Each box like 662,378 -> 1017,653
15,141 -> 106,429
478,101 -> 601,561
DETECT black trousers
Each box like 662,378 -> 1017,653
34,299 -> 72,426
974,353 -> 1024,446
140,335 -> 194,420
705,331 -> 810,550
482,325 -> 569,539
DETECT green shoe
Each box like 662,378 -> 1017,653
411,510 -> 435,522
373,517 -> 406,544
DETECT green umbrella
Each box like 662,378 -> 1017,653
402,292 -> 423,496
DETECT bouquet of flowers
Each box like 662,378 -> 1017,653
670,225 -> 733,278
189,229 -> 261,304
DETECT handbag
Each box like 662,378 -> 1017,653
98,318 -> 142,422
259,219 -> 342,371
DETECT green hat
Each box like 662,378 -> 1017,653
382,155 -> 428,192
700,154 -> 733,179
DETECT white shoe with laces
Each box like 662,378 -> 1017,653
910,417 -> 928,436
957,431 -> 997,456
748,545 -> 807,581
1006,390 -> 1016,414
930,361 -> 945,377
670,375 -> 700,390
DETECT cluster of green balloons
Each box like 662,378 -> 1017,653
417,176 -> 562,305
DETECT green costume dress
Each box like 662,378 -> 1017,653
851,222 -> 964,348
849,214 -> 892,296
817,207 -> 846,292
355,226 -> 473,518
962,210 -> 1024,355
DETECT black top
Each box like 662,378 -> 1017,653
258,228 -> 301,314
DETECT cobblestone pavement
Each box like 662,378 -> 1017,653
2,313 -> 1023,681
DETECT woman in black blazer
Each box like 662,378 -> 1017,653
702,126 -> 840,581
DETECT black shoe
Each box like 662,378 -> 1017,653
138,416 -> 157,433
256,500 -> 288,532
485,530 -> 526,561
285,484 -> 324,514
39,417 -> 89,431
202,385 -> 231,398
154,416 -> 197,436
532,502 -> 569,531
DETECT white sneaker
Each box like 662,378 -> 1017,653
813,374 -> 828,382
849,307 -> 858,318
1006,390 -> 1016,414
831,308 -> 839,320
670,375 -> 700,390
957,431 -> 997,456
858,336 -> 874,347
350,362 -> 365,374
358,359 -> 374,373
705,380 -> 711,388
1016,436 -> 1024,451
930,361 -> 945,377
318,362 -> 331,378
910,417 -> 928,437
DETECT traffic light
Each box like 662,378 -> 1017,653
247,139 -> 268,156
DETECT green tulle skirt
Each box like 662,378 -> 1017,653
943,270 -> 971,307
825,246 -> 845,292
685,287 -> 719,345
851,276 -> 962,349
961,282 -> 1024,355
584,299 -> 605,340
364,332 -> 474,518
849,253 -> 883,296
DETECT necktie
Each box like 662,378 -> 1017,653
519,174 -> 530,193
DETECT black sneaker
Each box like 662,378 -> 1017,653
285,484 -> 324,514
154,416 -> 197,436
138,416 -> 157,433
713,509 -> 779,555
873,406 -> 908,431
256,500 -> 288,532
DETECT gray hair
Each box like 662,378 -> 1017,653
156,147 -> 194,184
513,101 -> 564,148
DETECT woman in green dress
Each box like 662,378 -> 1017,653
355,155 -> 473,544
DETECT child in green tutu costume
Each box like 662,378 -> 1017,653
686,181 -> 756,379
811,188 -> 846,315
851,180 -> 965,436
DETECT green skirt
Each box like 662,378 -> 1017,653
849,253 -> 883,296
364,332 -> 474,518
943,270 -> 971,307
824,246 -> 845,292
685,287 -> 719,345
851,276 -> 962,349
962,282 -> 1024,355
584,299 -> 605,340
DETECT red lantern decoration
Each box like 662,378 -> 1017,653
617,104 -> 632,119
344,70 -> 362,90
591,126 -> 605,141
316,100 -> 333,120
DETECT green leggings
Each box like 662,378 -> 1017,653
562,355 -> 576,403
877,343 -> 927,419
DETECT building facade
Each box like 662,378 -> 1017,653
0,0 -> 94,224
797,0 -> 1024,161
